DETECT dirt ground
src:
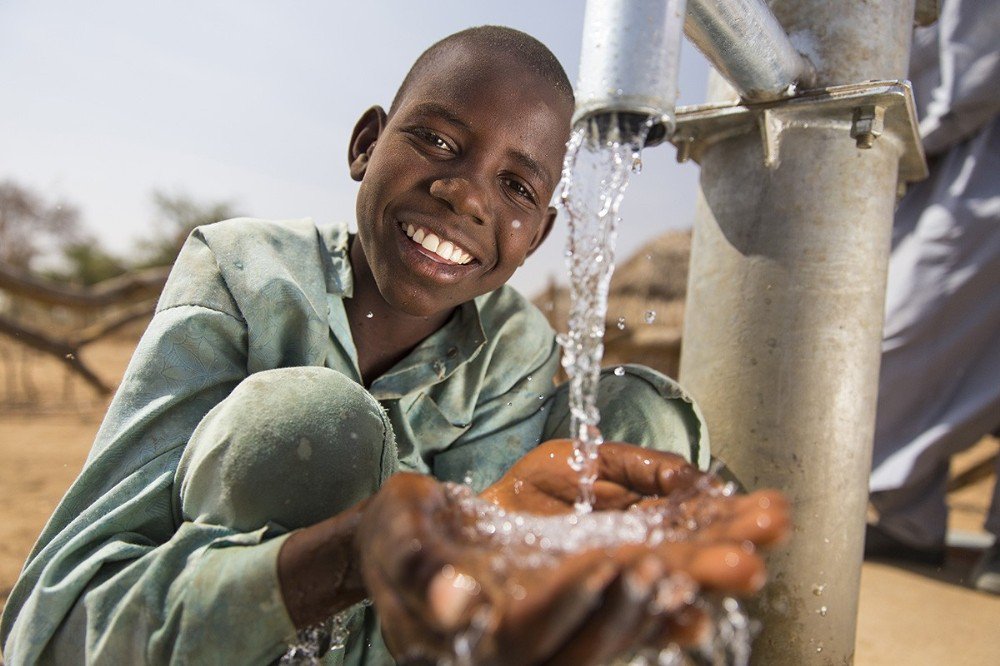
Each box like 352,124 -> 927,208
1,335 -> 997,664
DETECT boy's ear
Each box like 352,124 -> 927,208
524,206 -> 558,260
348,106 -> 388,182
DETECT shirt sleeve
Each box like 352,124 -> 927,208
1,234 -> 298,664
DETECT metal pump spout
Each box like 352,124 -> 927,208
574,0 -> 816,148
573,0 -> 688,148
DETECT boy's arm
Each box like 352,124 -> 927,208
3,304 -> 302,664
2,224 -> 333,664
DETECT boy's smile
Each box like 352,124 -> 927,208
348,44 -> 574,319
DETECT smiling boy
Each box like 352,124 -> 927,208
1,26 -> 785,665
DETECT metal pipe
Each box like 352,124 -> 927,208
573,0 -> 688,145
678,0 -> 918,663
684,0 -> 815,101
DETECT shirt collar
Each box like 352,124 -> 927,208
317,222 -> 487,397
317,222 -> 354,298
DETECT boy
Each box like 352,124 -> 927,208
1,26 -> 786,665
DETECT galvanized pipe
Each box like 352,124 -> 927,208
684,0 -> 815,101
573,0 -> 688,144
678,1 -> 917,664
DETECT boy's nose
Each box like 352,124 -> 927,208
429,176 -> 490,224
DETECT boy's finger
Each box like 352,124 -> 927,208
657,542 -> 768,595
543,553 -> 666,666
596,442 -> 706,498
487,552 -> 622,664
689,490 -> 791,548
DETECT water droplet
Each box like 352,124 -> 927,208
631,153 -> 643,174
644,310 -> 656,324
506,401 -> 513,407
812,583 -> 826,596
365,311 -> 374,318
818,606 -> 828,616
613,366 -> 625,376
64,353 -> 75,360
234,260 -> 244,269
616,316 -> 626,330
512,219 -> 522,229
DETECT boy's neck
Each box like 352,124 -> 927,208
345,237 -> 454,387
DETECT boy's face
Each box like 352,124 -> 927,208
350,45 -> 573,317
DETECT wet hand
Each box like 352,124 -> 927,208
482,439 -> 712,514
357,470 -> 790,665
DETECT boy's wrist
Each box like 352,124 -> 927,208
277,496 -> 372,628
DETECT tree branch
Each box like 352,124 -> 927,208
0,313 -> 112,395
0,264 -> 169,309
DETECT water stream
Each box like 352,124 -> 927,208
556,115 -> 650,512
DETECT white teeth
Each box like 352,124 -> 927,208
405,224 -> 473,264
421,233 -> 440,252
436,241 -> 454,261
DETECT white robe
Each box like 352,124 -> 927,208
869,0 -> 1000,546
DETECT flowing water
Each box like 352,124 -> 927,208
556,117 -> 649,512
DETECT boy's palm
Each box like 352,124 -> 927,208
357,443 -> 790,665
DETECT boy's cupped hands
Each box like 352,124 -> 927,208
356,441 -> 789,665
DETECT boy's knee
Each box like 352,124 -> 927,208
176,367 -> 398,532
543,364 -> 710,468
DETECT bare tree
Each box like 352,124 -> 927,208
134,191 -> 241,268
0,180 -> 80,270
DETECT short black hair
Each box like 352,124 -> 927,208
389,25 -> 574,116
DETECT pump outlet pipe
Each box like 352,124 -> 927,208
684,0 -> 815,100
574,0 -> 688,146
574,0 -> 816,146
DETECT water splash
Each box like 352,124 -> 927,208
279,603 -> 364,664
556,116 -> 651,511
442,482 -> 755,665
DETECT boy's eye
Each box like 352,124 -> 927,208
410,128 -> 453,153
504,177 -> 536,205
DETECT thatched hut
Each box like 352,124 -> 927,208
533,229 -> 691,380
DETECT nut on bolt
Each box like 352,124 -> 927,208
851,105 -> 886,149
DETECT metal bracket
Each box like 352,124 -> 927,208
669,80 -> 928,183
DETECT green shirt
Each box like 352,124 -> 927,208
1,218 -> 561,665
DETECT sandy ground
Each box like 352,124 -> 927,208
1,335 -> 997,664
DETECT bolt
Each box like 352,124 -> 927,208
851,105 -> 885,149
675,137 -> 692,163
